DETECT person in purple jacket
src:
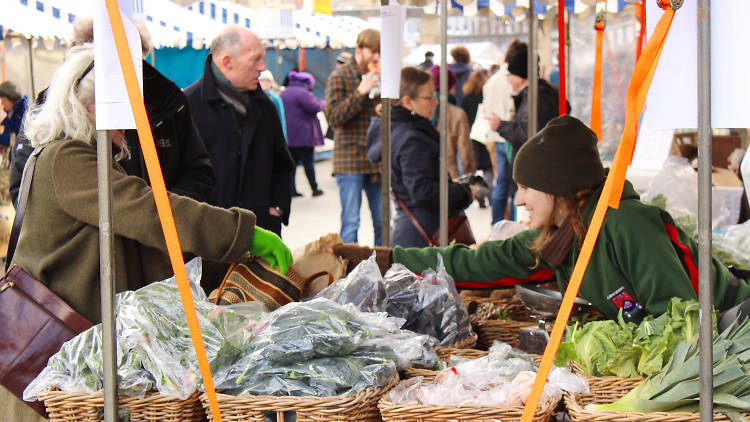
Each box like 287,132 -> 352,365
281,71 -> 326,197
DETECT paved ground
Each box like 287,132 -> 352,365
282,158 -> 494,253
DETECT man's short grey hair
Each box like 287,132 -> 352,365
24,43 -> 129,160
210,27 -> 242,57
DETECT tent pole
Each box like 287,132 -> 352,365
26,38 -> 35,97
439,0 -> 448,247
697,0 -> 713,420
380,0 -> 391,247
528,0 -> 538,138
97,130 -> 119,422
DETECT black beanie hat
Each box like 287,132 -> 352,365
513,115 -> 605,196
507,50 -> 528,79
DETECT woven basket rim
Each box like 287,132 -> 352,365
37,387 -> 202,405
563,390 -> 748,421
378,387 -> 560,420
201,373 -> 399,409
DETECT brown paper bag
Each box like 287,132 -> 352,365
292,233 -> 347,297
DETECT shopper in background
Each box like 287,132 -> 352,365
281,70 -> 326,198
429,65 -> 475,180
388,66 -> 473,247
419,51 -> 435,70
461,68 -> 492,208
259,70 -> 287,142
325,28 -> 382,246
0,81 -> 28,154
185,25 -> 294,237
448,45 -> 472,106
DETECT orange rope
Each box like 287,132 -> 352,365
519,8 -> 676,422
103,2 -> 223,421
590,29 -> 604,141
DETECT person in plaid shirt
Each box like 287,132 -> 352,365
325,28 -> 383,245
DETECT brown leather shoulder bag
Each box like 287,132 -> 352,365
0,147 -> 94,416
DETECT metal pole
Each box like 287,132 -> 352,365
97,130 -> 118,421
439,0 -> 448,247
26,38 -> 35,97
528,0 -> 538,138
381,99 -> 391,247
697,0 -> 713,420
275,44 -> 281,85
566,17 -> 572,106
380,0 -> 391,248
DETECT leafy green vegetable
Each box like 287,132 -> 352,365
555,298 -> 713,378
592,316 -> 750,419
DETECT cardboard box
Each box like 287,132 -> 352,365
712,167 -> 744,226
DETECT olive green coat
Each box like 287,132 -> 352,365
10,139 -> 256,324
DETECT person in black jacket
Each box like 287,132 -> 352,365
10,17 -> 215,206
485,49 -> 568,208
184,26 -> 294,236
390,67 -> 474,248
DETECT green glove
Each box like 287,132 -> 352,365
249,227 -> 293,274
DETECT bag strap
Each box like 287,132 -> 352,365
392,192 -> 434,247
213,262 -> 239,305
6,147 -> 44,273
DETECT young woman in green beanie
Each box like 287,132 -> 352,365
333,114 -> 750,325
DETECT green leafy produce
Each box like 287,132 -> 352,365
555,298 -> 714,378
592,317 -> 750,421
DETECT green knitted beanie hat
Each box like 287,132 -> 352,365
512,115 -> 605,196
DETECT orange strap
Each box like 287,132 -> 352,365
103,2 -> 223,421
590,28 -> 604,141
519,7 -> 676,422
557,0 -> 566,116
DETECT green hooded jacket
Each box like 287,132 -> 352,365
393,180 -> 750,323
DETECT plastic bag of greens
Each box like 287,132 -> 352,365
227,350 -> 397,397
221,299 -> 379,390
26,258 -> 261,401
361,330 -> 440,371
315,253 -> 387,312
23,325 -> 154,401
383,256 -> 473,346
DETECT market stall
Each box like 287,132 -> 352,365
4,1 -> 750,422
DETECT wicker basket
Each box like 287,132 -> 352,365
563,359 -> 750,422
563,380 -> 750,422
379,384 -> 559,422
200,374 -> 399,422
403,351 -> 541,381
38,389 -> 204,422
433,332 -> 478,361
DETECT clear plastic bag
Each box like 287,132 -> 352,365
641,156 -> 731,236
488,220 -> 529,241
25,258 -> 261,401
314,253 -> 386,312
382,256 -> 473,346
388,340 -> 587,408
712,220 -> 750,270
316,254 -> 474,347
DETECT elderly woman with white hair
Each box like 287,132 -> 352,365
11,43 -> 293,324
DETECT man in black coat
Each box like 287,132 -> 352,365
184,26 -> 294,236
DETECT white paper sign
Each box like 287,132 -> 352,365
380,2 -> 405,99
630,128 -> 674,171
94,0 -> 143,130
643,0 -> 750,129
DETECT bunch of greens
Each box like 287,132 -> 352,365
592,317 -> 750,421
24,266 -> 261,401
217,299 -> 414,397
555,299 -> 714,378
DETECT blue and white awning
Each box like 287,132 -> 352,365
433,0 -> 631,18
1,0 -> 222,48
